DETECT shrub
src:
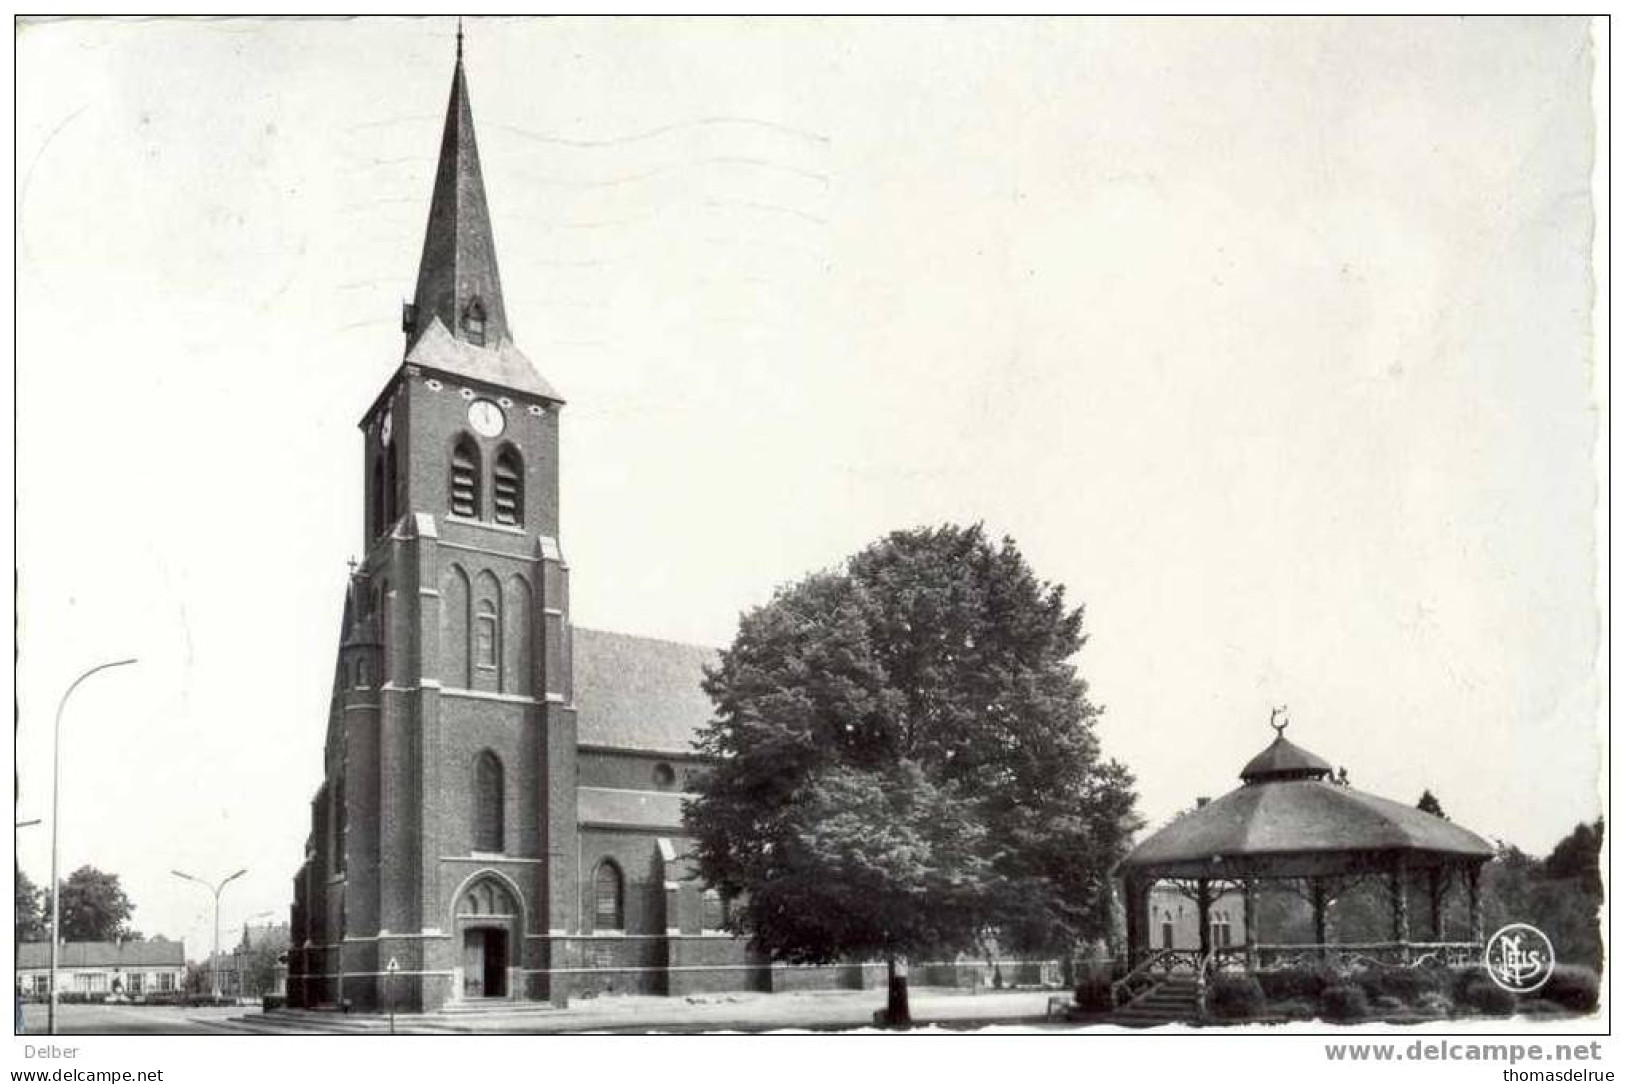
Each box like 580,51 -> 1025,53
1519,999 -> 1569,1017
181,995 -> 234,1008
1371,994 -> 1406,1015
1269,997 -> 1319,1020
1320,983 -> 1370,1023
1355,966 -> 1442,1005
1457,976 -> 1517,1016
1073,975 -> 1113,1013
1207,975 -> 1266,1020
1541,965 -> 1600,1013
1416,991 -> 1454,1018
1256,966 -> 1336,1001
1448,966 -> 1493,1000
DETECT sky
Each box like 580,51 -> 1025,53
14,16 -> 1602,961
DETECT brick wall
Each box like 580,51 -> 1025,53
665,936 -> 767,995
578,749 -> 706,792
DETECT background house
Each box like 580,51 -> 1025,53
17,941 -> 184,1001
203,922 -> 292,1000
1145,884 -> 1246,952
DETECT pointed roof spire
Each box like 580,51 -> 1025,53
406,20 -> 509,352
1240,707 -> 1334,783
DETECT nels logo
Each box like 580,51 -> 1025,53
1483,923 -> 1556,993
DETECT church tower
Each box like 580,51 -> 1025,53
290,31 -> 579,1011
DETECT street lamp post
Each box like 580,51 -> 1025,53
172,869 -> 247,1000
47,657 -> 138,1037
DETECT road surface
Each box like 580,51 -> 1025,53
17,1003 -> 243,1036
18,990 -> 1065,1035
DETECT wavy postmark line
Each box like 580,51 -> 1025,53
18,104 -> 92,280
343,152 -> 831,197
498,115 -> 830,149
500,196 -> 829,235
503,156 -> 830,190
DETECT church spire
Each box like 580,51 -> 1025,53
405,24 -> 509,352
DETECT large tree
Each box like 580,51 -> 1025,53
57,866 -> 137,942
15,869 -> 46,942
235,925 -> 291,998
685,524 -> 1140,1025
1543,818 -> 1603,894
239,939 -> 287,999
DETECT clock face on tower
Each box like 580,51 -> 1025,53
468,399 -> 505,438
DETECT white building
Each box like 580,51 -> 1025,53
17,941 -> 185,1000
1145,884 -> 1245,952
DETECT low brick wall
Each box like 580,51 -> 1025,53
290,937 -> 1059,1009
552,935 -> 670,997
915,959 -> 1054,989
666,936 -> 766,996
768,962 -> 879,992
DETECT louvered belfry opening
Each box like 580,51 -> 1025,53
451,436 -> 480,517
493,446 -> 522,525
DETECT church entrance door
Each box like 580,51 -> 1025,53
455,876 -> 521,1001
483,928 -> 508,997
462,928 -> 509,999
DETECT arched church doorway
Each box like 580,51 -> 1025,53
454,875 -> 521,1000
463,928 -> 509,999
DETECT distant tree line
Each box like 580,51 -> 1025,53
1252,808 -> 1603,972
1480,818 -> 1603,972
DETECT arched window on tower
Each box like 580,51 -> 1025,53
594,861 -> 624,931
383,442 -> 399,529
370,455 -> 385,538
475,599 -> 498,671
332,775 -> 347,875
493,446 -> 523,526
440,565 -> 471,687
451,436 -> 480,518
473,751 -> 504,853
463,298 -> 487,347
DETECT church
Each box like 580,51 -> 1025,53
285,34 -> 1055,1013
283,37 -> 760,1011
